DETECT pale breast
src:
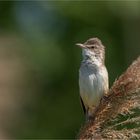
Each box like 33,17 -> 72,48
79,63 -> 108,108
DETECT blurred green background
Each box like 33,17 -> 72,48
0,1 -> 140,139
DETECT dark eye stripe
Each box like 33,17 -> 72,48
90,46 -> 97,49
91,46 -> 95,49
86,45 -> 96,49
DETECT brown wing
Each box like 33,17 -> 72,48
80,97 -> 86,114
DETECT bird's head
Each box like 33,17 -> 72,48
76,37 -> 105,64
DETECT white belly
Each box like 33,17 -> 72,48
79,63 -> 108,109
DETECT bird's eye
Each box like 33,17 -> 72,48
91,46 -> 95,49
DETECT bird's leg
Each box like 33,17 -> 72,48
86,107 -> 97,122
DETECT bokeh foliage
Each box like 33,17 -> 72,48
0,1 -> 140,139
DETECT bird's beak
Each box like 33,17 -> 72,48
76,43 -> 85,48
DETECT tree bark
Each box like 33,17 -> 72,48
78,56 -> 140,139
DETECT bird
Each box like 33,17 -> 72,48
76,37 -> 109,121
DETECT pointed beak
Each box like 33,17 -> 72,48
76,43 -> 85,48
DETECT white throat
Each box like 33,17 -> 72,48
82,49 -> 103,66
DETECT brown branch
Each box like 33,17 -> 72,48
78,56 -> 140,139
